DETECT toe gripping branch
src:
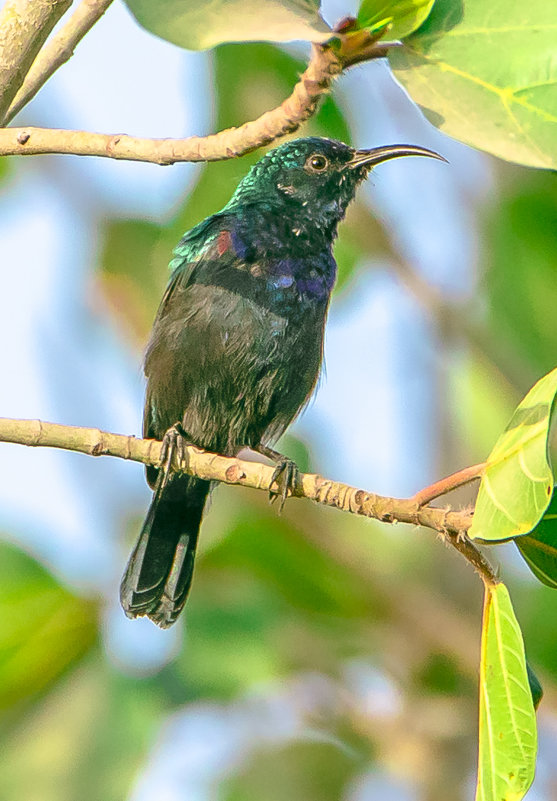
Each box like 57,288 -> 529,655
256,444 -> 300,512
156,430 -> 300,511
156,422 -> 191,492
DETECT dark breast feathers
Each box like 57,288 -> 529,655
143,210 -> 336,461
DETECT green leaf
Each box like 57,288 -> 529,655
515,490 -> 557,588
469,367 -> 557,542
389,0 -> 557,169
222,740 -> 361,801
99,218 -> 166,343
482,172 -> 557,381
0,541 -> 98,717
123,0 -> 332,50
357,0 -> 435,40
0,155 -> 10,182
0,662 -> 169,801
526,662 -> 543,711
476,583 -> 537,801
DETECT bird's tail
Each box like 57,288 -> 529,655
120,474 -> 210,628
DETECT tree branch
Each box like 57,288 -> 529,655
0,417 -> 498,586
0,30 -> 394,164
3,0 -> 114,125
411,462 -> 485,507
0,0 -> 73,121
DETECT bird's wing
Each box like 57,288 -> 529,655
143,211 -> 243,442
155,213 -> 225,317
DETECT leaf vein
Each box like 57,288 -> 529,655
518,449 -> 548,484
491,598 -> 527,761
483,474 -> 522,527
401,45 -> 557,128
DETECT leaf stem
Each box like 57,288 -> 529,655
411,462 -> 486,507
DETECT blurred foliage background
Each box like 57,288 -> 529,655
0,1 -> 556,800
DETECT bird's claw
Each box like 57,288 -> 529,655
157,423 -> 190,492
269,457 -> 299,513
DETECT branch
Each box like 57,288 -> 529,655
0,417 -> 498,586
0,30 -> 395,164
3,0 -> 114,125
0,0 -> 73,121
411,462 -> 485,507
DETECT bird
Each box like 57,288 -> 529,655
120,136 -> 445,628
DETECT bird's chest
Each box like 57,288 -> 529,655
191,280 -> 320,367
195,220 -> 337,312
246,248 -> 337,315
264,263 -> 334,311
167,281 -> 325,450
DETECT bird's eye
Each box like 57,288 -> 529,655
305,154 -> 329,173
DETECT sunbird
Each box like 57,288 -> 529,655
120,136 -> 444,627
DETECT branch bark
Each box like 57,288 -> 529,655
0,0 -> 73,121
0,417 -> 498,586
3,0 -> 114,125
0,32 -> 394,164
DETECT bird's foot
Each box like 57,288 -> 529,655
157,423 -> 190,492
270,458 -> 299,512
255,445 -> 299,512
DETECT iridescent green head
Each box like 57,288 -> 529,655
227,137 -> 445,232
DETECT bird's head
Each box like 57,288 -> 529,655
227,137 -> 446,237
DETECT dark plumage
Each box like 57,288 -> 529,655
120,136 -> 444,627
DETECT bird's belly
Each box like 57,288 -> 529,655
151,284 -> 325,455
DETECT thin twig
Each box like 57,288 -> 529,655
0,32 -> 393,164
411,462 -> 485,507
0,0 -> 73,121
3,0 -> 114,125
0,417 -> 498,586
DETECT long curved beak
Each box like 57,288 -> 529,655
348,144 -> 447,169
